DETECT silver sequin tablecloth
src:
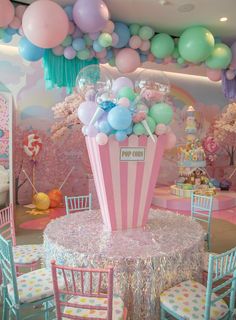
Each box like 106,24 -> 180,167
44,209 -> 204,320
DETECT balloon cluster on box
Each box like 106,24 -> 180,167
0,0 -> 235,81
77,65 -> 176,149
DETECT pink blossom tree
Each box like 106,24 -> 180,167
214,102 -> 236,166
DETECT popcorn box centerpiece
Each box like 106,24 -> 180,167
86,134 -> 166,231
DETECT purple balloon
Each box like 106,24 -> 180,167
112,77 -> 134,94
77,101 -> 97,125
64,46 -> 76,59
73,0 -> 109,33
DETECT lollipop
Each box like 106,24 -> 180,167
23,133 -> 42,158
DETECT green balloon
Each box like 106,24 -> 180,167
118,87 -> 136,101
149,103 -> 173,125
145,116 -> 156,134
83,35 -> 93,46
151,33 -> 175,59
77,49 -> 90,60
98,33 -> 112,48
61,36 -> 72,47
129,24 -> 140,36
133,123 -> 146,135
206,43 -> 232,69
172,47 -> 180,59
139,26 -> 154,40
178,26 -> 215,63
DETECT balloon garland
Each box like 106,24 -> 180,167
1,0 -> 236,91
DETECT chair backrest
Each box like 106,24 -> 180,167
65,193 -> 92,215
0,234 -> 20,305
0,204 -> 16,246
191,193 -> 213,234
51,260 -> 114,320
205,247 -> 236,319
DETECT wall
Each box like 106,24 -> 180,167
0,45 -> 233,204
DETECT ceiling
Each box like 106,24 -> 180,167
12,0 -> 236,43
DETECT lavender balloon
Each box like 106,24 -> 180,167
73,0 -> 109,33
77,101 -> 97,125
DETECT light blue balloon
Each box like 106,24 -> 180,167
3,33 -> 12,43
113,22 -> 130,49
98,120 -> 113,134
5,28 -> 17,35
108,106 -> 132,130
64,5 -> 73,20
93,40 -> 103,52
72,38 -> 86,51
115,130 -> 127,141
19,37 -> 45,61
126,125 -> 133,135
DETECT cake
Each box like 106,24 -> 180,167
171,106 -> 215,197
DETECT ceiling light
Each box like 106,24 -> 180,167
220,17 -> 228,22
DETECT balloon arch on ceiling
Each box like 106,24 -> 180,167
0,0 -> 236,98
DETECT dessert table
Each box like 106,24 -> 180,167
43,209 -> 205,320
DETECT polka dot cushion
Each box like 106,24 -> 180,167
160,280 -> 228,319
63,294 -> 124,319
13,244 -> 43,264
8,268 -> 64,303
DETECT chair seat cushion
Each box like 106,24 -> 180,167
63,294 -> 124,319
8,268 -> 64,303
160,280 -> 228,320
13,244 -> 43,264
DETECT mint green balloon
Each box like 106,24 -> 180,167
172,47 -> 180,59
98,33 -> 112,48
206,43 -> 232,69
83,35 -> 93,46
129,24 -> 140,36
151,33 -> 175,58
149,103 -> 173,125
77,49 -> 90,60
178,26 -> 214,63
139,26 -> 154,40
118,87 -> 136,101
62,36 -> 72,47
133,123 -> 146,135
145,116 -> 156,134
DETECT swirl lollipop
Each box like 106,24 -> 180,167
23,133 -> 42,158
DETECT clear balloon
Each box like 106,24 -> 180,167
76,64 -> 112,98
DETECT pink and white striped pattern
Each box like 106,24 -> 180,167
86,134 -> 166,231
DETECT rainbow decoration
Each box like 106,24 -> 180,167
170,84 -> 196,107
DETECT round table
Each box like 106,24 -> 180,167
44,209 -> 204,320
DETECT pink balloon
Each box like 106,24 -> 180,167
96,132 -> 108,145
129,36 -> 142,49
22,0 -> 69,48
0,0 -> 14,27
226,69 -> 235,80
96,48 -> 107,59
52,45 -> 64,56
15,5 -> 27,19
68,21 -> 76,35
164,132 -> 177,150
102,20 -> 114,34
64,46 -> 76,60
155,123 -> 167,135
73,0 -> 109,33
115,48 -> 141,73
139,40 -> 150,52
112,77 -> 134,93
118,97 -> 130,108
206,68 -> 222,82
111,33 -> 119,46
9,16 -> 21,29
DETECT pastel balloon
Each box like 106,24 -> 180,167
0,0 -> 14,27
115,48 -> 141,73
87,125 -> 98,137
164,132 -> 177,149
140,40 -> 150,52
108,106 -> 132,130
96,132 -> 108,145
206,68 -> 222,82
118,97 -> 130,108
155,123 -> 167,135
111,32 -> 119,46
22,0 -> 69,48
129,23 -> 140,36
149,103 -> 173,125
98,33 -> 112,47
113,22 -> 130,48
77,101 -> 97,125
151,33 -> 175,59
178,26 -> 214,63
19,37 -> 45,62
52,45 -> 64,56
136,103 -> 149,114
129,35 -> 142,49
112,77 -> 134,93
73,0 -> 109,33
133,123 -> 146,135
115,130 -> 127,142
117,87 -> 136,101
64,46 -> 76,59
98,119 -> 113,134
102,20 -> 115,33
205,43 -> 232,69
139,26 -> 154,40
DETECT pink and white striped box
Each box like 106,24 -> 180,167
86,134 -> 166,231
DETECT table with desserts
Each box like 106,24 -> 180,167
43,208 -> 205,320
